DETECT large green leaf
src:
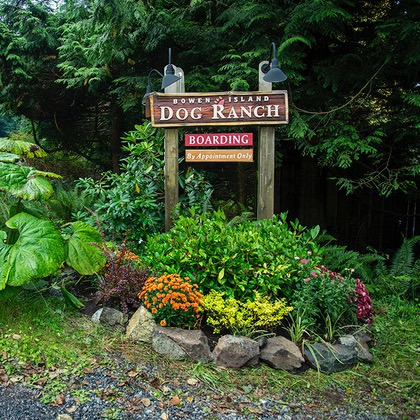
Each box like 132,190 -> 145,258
0,138 -> 47,158
65,221 -> 106,275
0,162 -> 62,201
0,231 -> 10,290
0,213 -> 66,289
0,152 -> 21,163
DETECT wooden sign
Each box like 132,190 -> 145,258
186,149 -> 253,162
149,91 -> 288,127
185,133 -> 253,147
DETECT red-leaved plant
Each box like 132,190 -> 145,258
86,208 -> 150,313
349,278 -> 375,324
95,244 -> 150,313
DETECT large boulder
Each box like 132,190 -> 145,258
260,336 -> 304,371
151,326 -> 212,363
126,306 -> 157,343
91,307 -> 127,332
212,335 -> 260,368
303,343 -> 358,373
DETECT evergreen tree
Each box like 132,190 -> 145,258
0,0 -> 418,192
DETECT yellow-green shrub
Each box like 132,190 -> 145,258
201,290 -> 293,337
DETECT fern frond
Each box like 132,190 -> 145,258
390,236 -> 420,277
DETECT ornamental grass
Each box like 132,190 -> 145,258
138,274 -> 203,329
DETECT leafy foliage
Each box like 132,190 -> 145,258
63,221 -> 106,275
0,0 -> 417,196
315,232 -> 383,283
76,123 -> 213,244
141,210 -> 322,300
0,136 -> 106,297
291,264 -> 375,329
0,212 -> 66,289
95,244 -> 149,314
363,236 -> 420,301
202,290 -> 293,337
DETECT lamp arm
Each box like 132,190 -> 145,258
148,68 -> 164,84
262,42 -> 277,74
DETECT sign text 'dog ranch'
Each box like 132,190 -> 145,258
149,91 -> 288,127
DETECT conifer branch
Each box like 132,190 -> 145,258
291,61 -> 387,115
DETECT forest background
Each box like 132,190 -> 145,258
0,0 -> 419,252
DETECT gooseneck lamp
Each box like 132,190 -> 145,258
142,68 -> 164,105
142,48 -> 181,105
262,42 -> 287,83
161,48 -> 181,89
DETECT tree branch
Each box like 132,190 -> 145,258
291,61 -> 387,115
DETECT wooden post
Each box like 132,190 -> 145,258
257,61 -> 275,220
164,65 -> 184,231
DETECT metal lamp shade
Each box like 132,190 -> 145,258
263,57 -> 287,83
142,82 -> 152,105
161,64 -> 181,89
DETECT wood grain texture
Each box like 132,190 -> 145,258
150,91 -> 288,127
164,65 -> 183,231
257,61 -> 276,220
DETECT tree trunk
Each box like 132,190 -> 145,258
110,97 -> 123,173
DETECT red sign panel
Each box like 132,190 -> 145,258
185,133 -> 253,147
149,91 -> 288,127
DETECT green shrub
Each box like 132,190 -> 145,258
291,266 -> 357,327
76,122 -> 213,245
201,290 -> 293,337
140,210 -> 323,300
291,265 -> 375,339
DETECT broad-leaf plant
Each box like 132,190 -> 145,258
0,138 -> 106,301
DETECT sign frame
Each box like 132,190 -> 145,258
149,90 -> 288,127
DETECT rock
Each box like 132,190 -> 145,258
354,330 -> 373,343
57,415 -> 72,420
152,331 -> 187,360
355,337 -> 374,363
91,307 -> 127,331
126,306 -> 157,343
152,326 -> 212,363
91,308 -> 103,324
338,334 -> 358,348
338,335 -> 373,363
212,335 -> 260,368
260,336 -> 304,371
256,336 -> 268,349
303,343 -> 358,373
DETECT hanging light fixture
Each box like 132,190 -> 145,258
262,42 -> 287,83
142,68 -> 164,105
142,48 -> 181,105
161,48 -> 181,89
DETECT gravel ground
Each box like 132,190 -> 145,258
0,356 -> 404,420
